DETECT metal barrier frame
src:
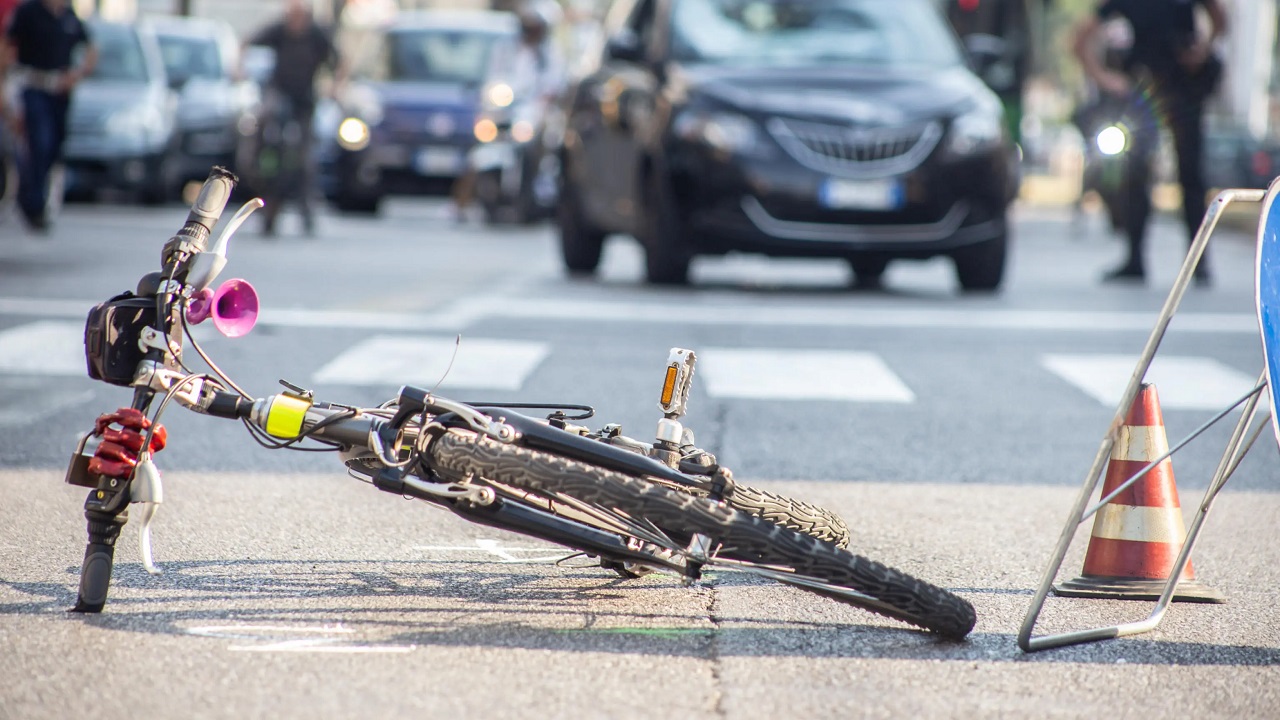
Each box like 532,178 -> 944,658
1017,185 -> 1276,652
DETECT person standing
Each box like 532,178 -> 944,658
0,0 -> 96,232
1073,0 -> 1227,286
243,0 -> 345,237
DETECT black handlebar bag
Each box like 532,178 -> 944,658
84,292 -> 165,387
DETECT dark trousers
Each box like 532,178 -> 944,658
1120,88 -> 1208,275
259,95 -> 317,234
17,89 -> 70,222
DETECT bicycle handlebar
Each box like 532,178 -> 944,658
161,167 -> 238,274
73,167 -> 241,613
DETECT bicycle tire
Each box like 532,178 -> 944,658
724,485 -> 850,549
428,429 -> 975,638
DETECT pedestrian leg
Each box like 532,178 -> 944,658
297,117 -> 316,236
17,90 -> 55,229
1169,94 -> 1209,284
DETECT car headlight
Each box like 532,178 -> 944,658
673,110 -> 769,157
946,107 -> 1004,156
337,117 -> 371,151
474,118 -> 499,143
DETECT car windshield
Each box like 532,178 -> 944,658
87,25 -> 151,82
157,34 -> 223,83
670,0 -> 962,68
373,29 -> 505,84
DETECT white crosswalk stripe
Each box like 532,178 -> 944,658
697,348 -> 915,403
312,335 -> 550,390
0,320 -> 1260,409
1042,354 -> 1261,411
0,321 -> 86,376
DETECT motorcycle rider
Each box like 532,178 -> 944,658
450,1 -> 564,221
242,0 -> 346,237
1073,0 -> 1227,286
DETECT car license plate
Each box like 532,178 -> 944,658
819,178 -> 904,211
414,147 -> 461,175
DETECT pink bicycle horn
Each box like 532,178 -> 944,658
187,278 -> 259,338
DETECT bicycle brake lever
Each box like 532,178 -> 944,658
186,198 -> 265,293
129,452 -> 164,575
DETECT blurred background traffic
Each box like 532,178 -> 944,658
3,0 -> 1279,289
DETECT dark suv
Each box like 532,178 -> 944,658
557,0 -> 1018,290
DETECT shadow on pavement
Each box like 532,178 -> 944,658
1,558 -> 1275,666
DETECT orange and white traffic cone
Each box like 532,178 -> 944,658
1054,383 -> 1225,603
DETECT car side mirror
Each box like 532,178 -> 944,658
605,30 -> 645,64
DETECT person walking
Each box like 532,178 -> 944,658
1073,0 -> 1227,286
243,0 -> 345,237
0,0 -> 96,232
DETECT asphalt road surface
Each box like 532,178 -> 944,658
1,194 -> 1277,719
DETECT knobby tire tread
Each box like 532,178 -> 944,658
726,485 -> 850,549
429,429 -> 975,638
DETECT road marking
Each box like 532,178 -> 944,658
0,378 -> 94,426
698,348 -> 915,402
186,624 -> 414,654
413,539 -> 579,564
312,335 -> 549,389
0,295 -> 1261,333
0,321 -> 87,375
1042,354 -> 1259,410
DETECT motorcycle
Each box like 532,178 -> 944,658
1072,90 -> 1156,235
469,87 -> 561,225
61,167 -> 975,638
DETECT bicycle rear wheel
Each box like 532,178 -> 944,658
428,429 -> 975,638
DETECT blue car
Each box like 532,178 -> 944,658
325,9 -> 519,213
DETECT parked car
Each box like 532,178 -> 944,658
63,20 -> 179,204
324,9 -> 519,213
557,0 -> 1018,290
149,16 -> 258,188
1203,121 -> 1280,193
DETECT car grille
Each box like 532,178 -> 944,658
767,118 -> 942,178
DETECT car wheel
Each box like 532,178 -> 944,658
848,256 -> 889,288
641,171 -> 692,285
558,175 -> 607,275
952,232 -> 1008,292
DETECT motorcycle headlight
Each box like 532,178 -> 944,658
1096,125 -> 1128,156
486,82 -> 515,109
673,110 -> 769,157
946,107 -> 1004,156
337,117 -> 371,151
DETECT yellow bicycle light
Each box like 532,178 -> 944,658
264,394 -> 312,438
